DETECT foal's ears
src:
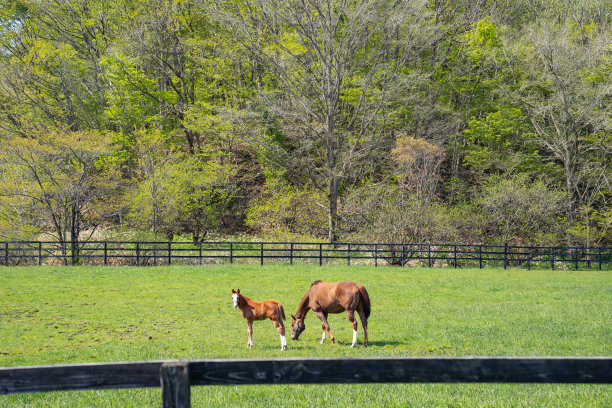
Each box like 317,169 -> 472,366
291,314 -> 296,320
231,289 -> 240,294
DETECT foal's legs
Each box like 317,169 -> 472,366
346,309 -> 359,348
314,311 -> 335,344
357,309 -> 368,347
273,320 -> 287,350
246,319 -> 254,349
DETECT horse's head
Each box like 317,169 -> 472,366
231,289 -> 240,308
290,314 -> 305,340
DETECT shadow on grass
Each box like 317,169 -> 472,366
272,339 -> 409,348
364,340 -> 406,347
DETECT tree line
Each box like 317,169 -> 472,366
0,0 -> 610,248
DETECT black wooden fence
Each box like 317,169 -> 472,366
0,241 -> 611,270
1,357 -> 611,408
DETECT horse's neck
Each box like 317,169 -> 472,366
296,292 -> 310,319
238,295 -> 253,310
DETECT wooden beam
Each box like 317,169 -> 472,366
0,361 -> 161,394
188,357 -> 612,385
1,357 -> 610,396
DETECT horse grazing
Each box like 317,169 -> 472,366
290,280 -> 370,347
232,289 -> 287,350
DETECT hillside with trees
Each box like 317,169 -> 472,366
0,0 -> 610,248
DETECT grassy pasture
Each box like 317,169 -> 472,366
0,265 -> 611,407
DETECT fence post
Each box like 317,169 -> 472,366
527,247 -> 531,271
260,243 -> 264,265
230,243 -> 233,264
402,244 -> 406,267
551,247 -> 555,270
374,244 -> 378,267
504,244 -> 508,270
161,361 -> 191,408
428,245 -> 431,268
454,245 -> 457,268
479,245 -> 482,269
347,244 -> 351,266
136,242 -> 140,266
168,242 -> 172,265
586,247 -> 591,269
38,242 -> 42,266
199,243 -> 202,266
290,243 -> 293,265
104,242 -> 108,265
574,248 -> 579,270
319,244 -> 322,266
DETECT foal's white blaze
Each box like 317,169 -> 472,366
320,331 -> 326,344
351,330 -> 357,347
232,293 -> 238,308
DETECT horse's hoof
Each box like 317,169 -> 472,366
281,346 -> 287,351
350,344 -> 356,348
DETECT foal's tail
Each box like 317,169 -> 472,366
278,304 -> 286,321
358,285 -> 371,319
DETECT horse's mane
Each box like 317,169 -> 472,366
310,280 -> 323,287
237,293 -> 251,308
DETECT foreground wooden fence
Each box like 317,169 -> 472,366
1,357 -> 611,407
1,240 -> 611,269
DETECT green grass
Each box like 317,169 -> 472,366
1,265 -> 611,407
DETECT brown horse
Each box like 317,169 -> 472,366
290,280 -> 370,347
232,289 -> 287,350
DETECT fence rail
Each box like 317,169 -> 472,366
0,240 -> 611,269
1,357 -> 610,407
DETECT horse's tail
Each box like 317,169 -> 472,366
279,304 -> 286,321
358,285 -> 371,319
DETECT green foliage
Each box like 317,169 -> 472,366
246,175 -> 327,240
566,206 -> 612,247
343,183 -> 460,244
463,108 -> 558,178
102,53 -> 164,131
477,174 -> 565,245
0,0 -> 610,245
125,130 -> 238,241
465,17 -> 502,61
0,130 -> 116,243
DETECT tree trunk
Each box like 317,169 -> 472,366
328,176 -> 338,243
564,156 -> 576,225
326,93 -> 338,243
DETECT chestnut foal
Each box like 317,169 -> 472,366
232,289 -> 287,350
